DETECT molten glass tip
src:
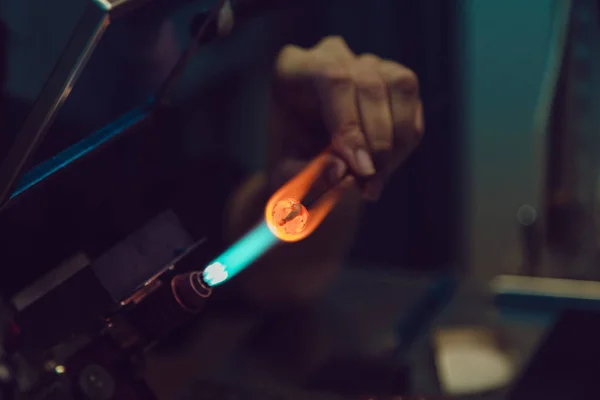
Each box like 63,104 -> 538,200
264,151 -> 347,243
271,198 -> 309,236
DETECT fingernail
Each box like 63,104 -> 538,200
355,148 -> 376,176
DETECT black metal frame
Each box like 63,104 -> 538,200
0,0 -> 149,209
0,0 -> 318,212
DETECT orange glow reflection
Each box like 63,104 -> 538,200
265,152 -> 351,242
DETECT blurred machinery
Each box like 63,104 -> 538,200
483,1 -> 600,398
490,0 -> 600,307
543,0 -> 600,280
0,210 -> 214,399
465,0 -> 600,281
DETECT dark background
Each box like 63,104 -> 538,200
0,0 -> 459,297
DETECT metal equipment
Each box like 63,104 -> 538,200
0,0 -> 311,212
0,0 -> 145,208
0,210 -> 213,399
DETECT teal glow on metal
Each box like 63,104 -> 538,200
202,221 -> 279,287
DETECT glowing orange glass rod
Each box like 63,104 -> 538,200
264,151 -> 352,242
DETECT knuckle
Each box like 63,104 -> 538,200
276,44 -> 300,64
386,66 -> 419,95
355,74 -> 387,100
371,138 -> 393,153
358,53 -> 381,64
279,43 -> 301,55
344,124 -> 364,141
321,65 -> 353,85
275,44 -> 312,77
315,36 -> 354,60
353,56 -> 387,99
318,35 -> 346,48
333,127 -> 364,146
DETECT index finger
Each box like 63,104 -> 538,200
315,38 -> 374,176
318,65 -> 373,177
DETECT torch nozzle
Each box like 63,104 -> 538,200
171,271 -> 212,312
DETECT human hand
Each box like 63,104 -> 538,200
269,36 -> 424,200
226,36 -> 424,306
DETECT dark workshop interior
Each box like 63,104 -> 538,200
2,0 -> 600,399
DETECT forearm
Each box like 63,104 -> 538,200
224,171 -> 363,305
